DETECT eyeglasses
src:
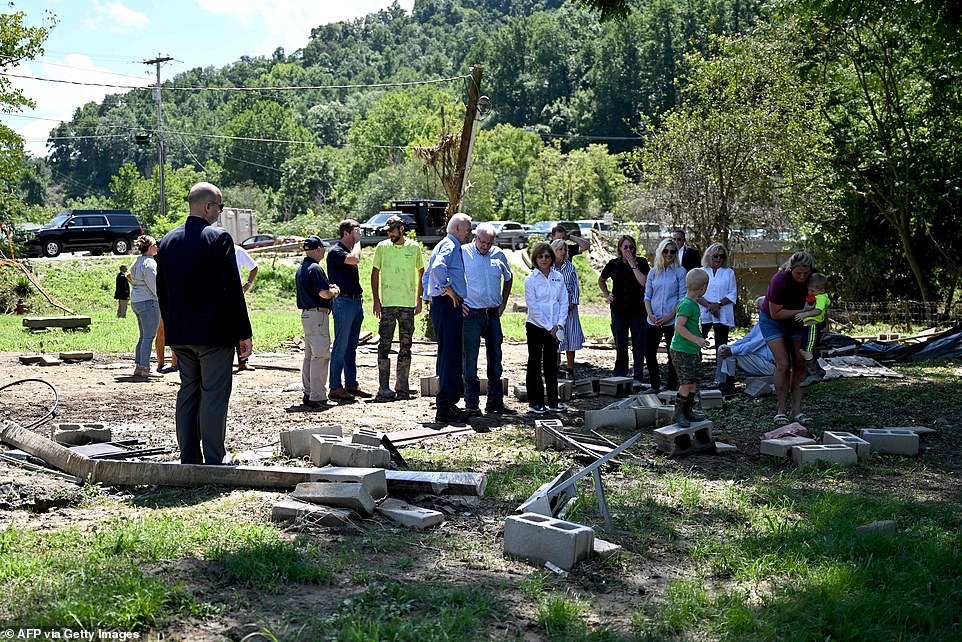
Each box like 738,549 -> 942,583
206,201 -> 224,212
713,253 -> 726,259
537,253 -> 553,259
663,249 -> 677,255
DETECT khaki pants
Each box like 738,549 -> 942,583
301,308 -> 332,402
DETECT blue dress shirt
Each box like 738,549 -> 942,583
462,243 -> 512,309
422,233 -> 467,300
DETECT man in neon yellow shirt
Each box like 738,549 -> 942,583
371,215 -> 425,400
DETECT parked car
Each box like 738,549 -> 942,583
474,220 -> 527,249
240,234 -> 277,250
23,209 -> 144,258
360,211 -> 418,246
525,220 -> 581,242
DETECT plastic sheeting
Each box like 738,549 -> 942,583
855,323 -> 962,363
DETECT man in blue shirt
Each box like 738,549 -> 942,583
327,219 -> 372,402
422,212 -> 472,424
461,223 -> 515,416
296,236 -> 340,410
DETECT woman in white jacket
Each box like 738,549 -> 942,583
697,243 -> 737,349
524,242 -> 569,414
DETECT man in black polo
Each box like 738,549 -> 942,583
327,219 -> 372,402
296,236 -> 340,410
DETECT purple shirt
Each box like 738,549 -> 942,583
761,269 -> 808,324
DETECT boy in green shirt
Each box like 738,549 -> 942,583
669,269 -> 711,427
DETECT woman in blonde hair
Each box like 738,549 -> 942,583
129,235 -> 162,378
642,237 -> 687,393
697,242 -> 737,349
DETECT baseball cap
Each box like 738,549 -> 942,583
381,215 -> 405,231
303,235 -> 328,250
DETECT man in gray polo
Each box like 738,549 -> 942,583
461,222 -> 515,415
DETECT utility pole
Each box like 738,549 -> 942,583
452,64 -> 483,216
143,55 -> 172,221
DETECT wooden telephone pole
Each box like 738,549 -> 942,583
450,65 -> 484,216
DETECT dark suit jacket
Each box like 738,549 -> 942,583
680,245 -> 702,272
157,216 -> 252,347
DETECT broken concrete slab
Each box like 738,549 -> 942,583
760,436 -> 817,458
280,425 -> 344,457
38,355 -> 62,367
420,376 -> 440,397
713,441 -> 738,454
584,408 -> 636,432
859,428 -> 919,456
18,355 -> 45,365
592,537 -> 622,560
59,350 -> 94,361
270,498 -> 356,527
385,470 -> 486,497
329,442 -> 391,469
376,498 -> 445,529
653,420 -> 714,457
514,385 -> 528,402
790,443 -> 858,466
22,315 -> 91,330
745,377 -> 774,397
52,423 -> 111,446
823,431 -> 872,461
856,519 -> 897,535
504,513 -> 594,571
292,481 -> 376,515
699,389 -> 723,409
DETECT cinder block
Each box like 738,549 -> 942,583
745,377 -> 775,397
634,394 -> 662,408
270,498 -> 355,527
503,513 -> 594,571
653,420 -> 714,457
760,436 -> 817,458
860,428 -> 919,456
309,434 -> 343,466
657,390 -> 677,405
654,406 -> 675,427
823,431 -> 872,461
315,467 -> 388,499
791,443 -> 857,466
377,498 -> 445,529
598,376 -> 633,396
585,408 -> 636,432
633,406 -> 658,428
52,423 -> 111,446
602,397 -> 636,410
534,419 -> 565,450
479,377 -> 508,396
420,376 -> 440,397
351,428 -> 385,447
699,390 -> 723,409
292,481 -> 376,515
557,380 -> 573,402
514,385 -> 528,402
280,425 -> 344,457
573,379 -> 595,396
884,426 -> 936,436
330,442 -> 391,468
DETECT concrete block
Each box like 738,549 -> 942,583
330,442 -> 391,469
585,408 -> 636,432
573,378 -> 595,396
654,406 -> 675,427
699,390 -> 724,409
38,355 -> 62,366
514,385 -> 528,402
634,393 -> 662,408
856,520 -> 897,535
503,513 -> 594,571
377,498 -> 445,529
602,397 -> 636,410
280,425 -> 344,457
309,434 -> 343,466
883,426 -> 936,436
59,350 -> 94,361
653,420 -> 714,457
292,481 -> 376,515
760,436 -> 817,458
791,444 -> 858,467
598,376 -> 633,396
592,537 -> 622,560
632,406 -> 658,428
351,428 -> 384,447
823,431 -> 872,461
420,376 -> 440,397
52,423 -> 111,446
315,467 -> 388,499
270,498 -> 355,527
859,428 -> 919,456
714,441 -> 738,454
534,419 -> 565,450
657,390 -> 677,405
557,380 -> 573,402
479,377 -> 508,396
745,377 -> 775,397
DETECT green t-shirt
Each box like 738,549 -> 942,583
670,296 -> 703,354
806,292 -> 831,324
372,238 -> 425,308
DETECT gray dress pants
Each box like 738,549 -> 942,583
172,344 -> 235,465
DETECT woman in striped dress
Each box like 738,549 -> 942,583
550,239 -> 585,379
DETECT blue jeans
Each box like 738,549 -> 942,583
462,309 -> 504,409
330,296 -> 363,390
131,299 -> 160,369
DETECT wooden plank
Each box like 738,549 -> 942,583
22,316 -> 91,329
385,470 -> 487,497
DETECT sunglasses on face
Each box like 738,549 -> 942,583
663,249 -> 677,255
713,253 -> 726,259
537,253 -> 552,259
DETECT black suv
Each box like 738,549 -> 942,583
24,209 -> 144,257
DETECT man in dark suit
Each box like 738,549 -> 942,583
672,229 -> 702,272
157,182 -> 253,465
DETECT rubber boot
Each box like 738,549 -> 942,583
673,395 -> 690,427
377,365 -> 395,399
685,393 -> 707,422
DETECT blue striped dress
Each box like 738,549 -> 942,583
557,260 -> 585,351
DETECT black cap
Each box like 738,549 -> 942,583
381,215 -> 405,231
304,235 -> 328,250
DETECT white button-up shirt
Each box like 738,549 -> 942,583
524,267 -> 569,331
698,266 -> 738,327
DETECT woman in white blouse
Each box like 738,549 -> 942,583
524,242 -> 569,414
697,242 -> 737,348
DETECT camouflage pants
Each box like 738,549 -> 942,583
378,306 -> 415,393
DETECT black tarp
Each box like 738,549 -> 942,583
855,323 -> 962,363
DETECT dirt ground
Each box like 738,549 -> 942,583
2,336 -> 961,639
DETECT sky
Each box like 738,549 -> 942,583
5,0 -> 416,158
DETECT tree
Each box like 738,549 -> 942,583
640,32 -> 838,250
0,8 -> 53,225
219,100 -> 313,190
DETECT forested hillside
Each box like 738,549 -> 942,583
8,0 -> 962,302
